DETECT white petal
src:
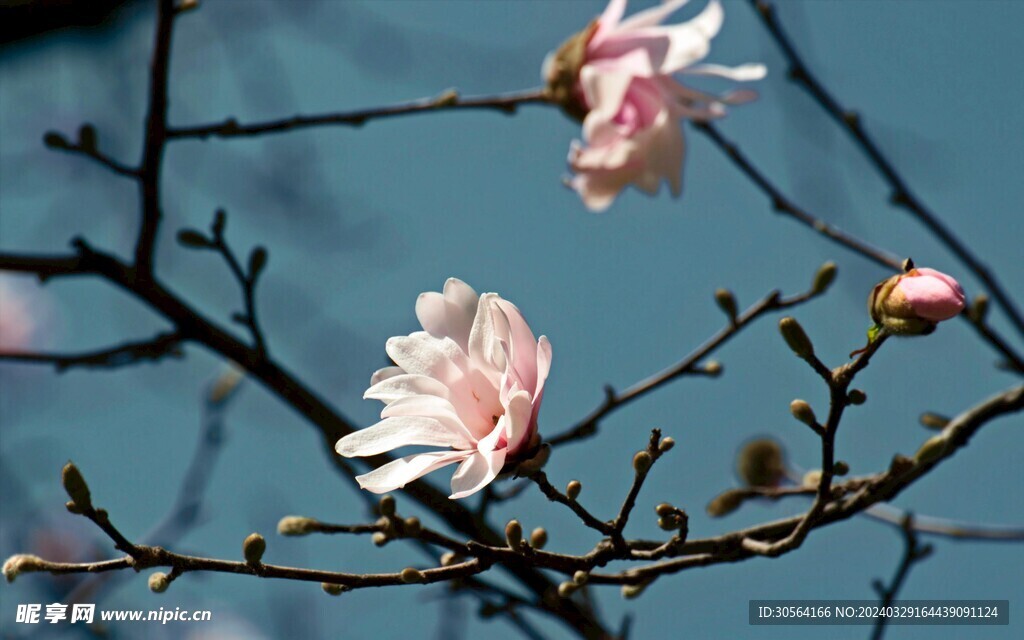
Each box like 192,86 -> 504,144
534,336 -> 552,400
370,366 -> 405,386
443,278 -> 478,352
354,450 -> 469,494
386,332 -> 469,385
683,63 -> 767,81
335,416 -> 473,458
592,0 -> 629,46
468,294 -> 508,376
449,449 -> 507,499
364,373 -> 450,403
381,395 -> 476,443
503,390 -> 535,454
415,291 -> 447,337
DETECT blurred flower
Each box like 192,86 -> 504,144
0,276 -> 54,352
869,267 -> 965,335
544,0 -> 765,211
337,278 -> 551,499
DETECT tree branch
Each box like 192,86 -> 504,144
0,332 -> 183,372
870,516 -> 933,640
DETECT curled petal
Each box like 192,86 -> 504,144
355,451 -> 470,494
449,449 -> 507,499
364,373 -> 450,403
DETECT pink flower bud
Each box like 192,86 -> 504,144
869,268 -> 965,335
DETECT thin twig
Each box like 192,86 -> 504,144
0,332 -> 183,371
548,285 -> 822,447
870,516 -> 933,640
168,88 -> 551,139
750,0 -> 1024,342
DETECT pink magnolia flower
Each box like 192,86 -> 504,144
869,267 -> 965,335
336,278 -> 551,499
545,0 -> 766,211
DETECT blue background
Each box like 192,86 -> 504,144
1,1 -> 1022,638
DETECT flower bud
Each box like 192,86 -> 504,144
657,516 -> 681,531
43,131 -> 70,149
812,261 -> 838,295
714,289 -> 738,323
701,361 -> 723,377
789,400 -> 817,428
378,495 -> 396,517
543,20 -> 599,122
243,533 -> 266,565
566,480 -> 582,500
400,567 -> 425,584
919,412 -> 950,430
530,527 -> 548,550
372,532 -> 388,547
62,462 -> 93,512
621,581 -> 650,600
658,437 -> 676,453
655,503 -> 675,517
889,454 -> 915,476
869,268 -> 965,336
573,570 -> 589,585
778,317 -> 815,360
802,470 -> 822,488
277,516 -> 318,537
736,438 -> 786,488
833,461 -> 850,476
440,552 -> 461,567
706,489 -> 744,517
914,435 -> 948,465
558,581 -> 578,598
847,389 -> 867,405
322,582 -> 347,596
3,554 -> 44,583
632,451 -> 652,473
148,572 -> 170,593
505,520 -> 523,550
403,517 -> 422,537
77,124 -> 97,152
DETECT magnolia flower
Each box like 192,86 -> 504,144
336,278 -> 551,499
545,0 -> 766,211
869,267 -> 965,336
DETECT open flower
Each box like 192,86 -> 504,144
545,0 -> 766,211
869,267 -> 965,336
336,278 -> 551,499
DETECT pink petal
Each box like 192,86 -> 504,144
898,271 -> 966,322
592,0 -> 629,46
381,395 -> 484,443
442,277 -> 479,353
415,291 -> 447,338
354,451 -> 470,494
386,332 -> 470,387
335,415 -> 474,457
448,449 -> 507,499
369,366 -> 405,386
683,62 -> 767,81
494,299 -> 538,394
503,390 -> 535,455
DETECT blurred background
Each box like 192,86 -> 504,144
1,1 -> 1022,638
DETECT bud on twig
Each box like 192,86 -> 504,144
655,503 -> 675,517
378,495 -> 396,517
403,517 -> 422,537
811,261 -> 838,295
3,554 -> 44,583
148,572 -> 170,593
530,527 -> 548,550
573,570 -> 589,586
706,489 -> 744,517
847,389 -> 867,405
802,470 -> 823,488
736,438 -> 786,488
657,437 -> 675,453
701,361 -> 723,377
440,552 -> 461,567
919,412 -> 950,430
505,520 -> 523,550
833,461 -> 850,476
558,581 -> 578,598
914,435 -> 948,465
277,516 -> 318,536
566,480 -> 582,501
968,294 -> 989,323
372,532 -> 388,547
789,400 -> 817,428
322,582 -> 347,596
243,533 -> 266,566
779,317 -> 815,360
714,289 -> 738,323
621,581 -> 650,600
632,451 -> 652,473
62,462 -> 93,512
400,567 -> 425,584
